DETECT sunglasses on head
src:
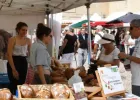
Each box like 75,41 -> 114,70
130,27 -> 133,30
130,26 -> 140,30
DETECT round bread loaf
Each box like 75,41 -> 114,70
51,83 -> 70,99
33,85 -> 51,99
36,89 -> 51,99
0,88 -> 13,100
20,84 -> 35,98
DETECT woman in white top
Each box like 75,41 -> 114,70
95,33 -> 120,66
7,22 -> 31,94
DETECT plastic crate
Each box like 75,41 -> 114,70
0,73 -> 10,84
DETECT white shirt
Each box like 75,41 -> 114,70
131,37 -> 140,86
99,47 -> 120,62
124,34 -> 130,44
94,31 -> 104,44
82,34 -> 85,40
128,37 -> 135,48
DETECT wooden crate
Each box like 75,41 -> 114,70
17,85 -> 75,100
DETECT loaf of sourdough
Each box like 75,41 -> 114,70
36,85 -> 51,99
51,83 -> 70,99
0,88 -> 13,100
20,84 -> 35,98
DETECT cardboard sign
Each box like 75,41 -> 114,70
73,82 -> 88,100
98,66 -> 125,95
73,82 -> 85,93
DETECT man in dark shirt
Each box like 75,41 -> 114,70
59,28 -> 77,64
77,28 -> 88,67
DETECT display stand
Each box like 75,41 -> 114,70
95,71 -> 125,99
86,65 -> 125,100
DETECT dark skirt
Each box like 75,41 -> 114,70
7,56 -> 27,95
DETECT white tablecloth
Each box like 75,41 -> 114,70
0,59 -> 7,73
108,93 -> 140,100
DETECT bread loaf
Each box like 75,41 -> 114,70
20,84 -> 35,98
36,89 -> 51,99
32,85 -> 42,93
0,88 -> 13,100
51,83 -> 70,99
33,85 -> 51,99
65,68 -> 74,80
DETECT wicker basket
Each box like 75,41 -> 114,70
17,85 -> 75,100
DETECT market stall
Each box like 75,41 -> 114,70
1,0 -> 137,100
0,65 -> 139,100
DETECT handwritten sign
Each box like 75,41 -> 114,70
98,66 -> 125,95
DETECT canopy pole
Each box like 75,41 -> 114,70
51,13 -> 53,29
46,11 -> 50,26
47,14 -> 49,26
85,2 -> 91,64
46,11 -> 53,56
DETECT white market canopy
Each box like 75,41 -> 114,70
0,0 -> 123,15
90,13 -> 102,21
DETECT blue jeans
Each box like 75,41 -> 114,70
130,47 -> 134,55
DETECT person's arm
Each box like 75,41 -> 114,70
74,41 -> 78,54
93,44 -> 98,54
37,65 -> 46,84
119,52 -> 140,64
77,39 -> 80,49
27,38 -> 32,56
96,59 -> 120,66
127,56 -> 140,64
7,38 -> 15,70
7,37 -> 19,79
93,34 -> 99,54
36,48 -> 50,84
59,39 -> 68,54
75,39 -> 80,54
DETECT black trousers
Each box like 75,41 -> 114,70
132,85 -> 140,97
7,56 -> 27,95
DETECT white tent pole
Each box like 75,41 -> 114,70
85,2 -> 91,64
46,11 -> 50,26
47,14 -> 49,26
51,13 -> 55,58
51,13 -> 53,29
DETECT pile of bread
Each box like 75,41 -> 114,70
20,83 -> 70,99
0,88 -> 13,100
50,58 -> 74,84
51,58 -> 69,70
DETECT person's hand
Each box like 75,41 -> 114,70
12,69 -> 19,80
74,51 -> 77,55
56,69 -> 64,75
118,52 -> 128,59
51,57 -> 55,60
97,60 -> 106,65
91,53 -> 96,60
90,58 -> 95,62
